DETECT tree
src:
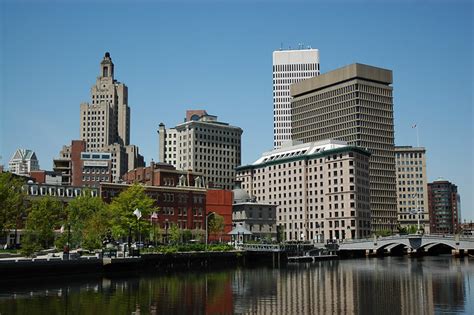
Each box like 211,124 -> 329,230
65,190 -> 108,248
82,207 -> 112,250
208,213 -> 225,242
22,196 -> 64,253
108,184 -> 157,242
0,172 -> 27,240
169,223 -> 180,244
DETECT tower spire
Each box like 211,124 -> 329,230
100,52 -> 114,79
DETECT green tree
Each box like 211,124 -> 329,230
82,207 -> 112,250
169,223 -> 180,244
208,213 -> 225,242
65,191 -> 108,248
22,196 -> 64,253
0,172 -> 27,239
108,184 -> 156,242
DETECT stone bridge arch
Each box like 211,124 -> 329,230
419,241 -> 457,252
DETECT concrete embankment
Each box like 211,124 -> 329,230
0,251 -> 279,279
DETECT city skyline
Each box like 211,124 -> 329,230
1,0 -> 472,219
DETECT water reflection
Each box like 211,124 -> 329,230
0,257 -> 472,314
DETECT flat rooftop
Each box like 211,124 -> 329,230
291,63 -> 392,97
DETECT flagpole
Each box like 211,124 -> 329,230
416,125 -> 420,147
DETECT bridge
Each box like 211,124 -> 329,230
339,234 -> 474,256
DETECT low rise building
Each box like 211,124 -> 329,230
232,186 -> 277,241
236,140 -> 371,242
100,182 -> 207,240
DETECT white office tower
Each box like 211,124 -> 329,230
272,48 -> 320,149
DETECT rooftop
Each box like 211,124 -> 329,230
291,63 -> 392,97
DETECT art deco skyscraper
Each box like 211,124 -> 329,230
290,63 -> 397,232
80,52 -> 130,150
55,52 -> 144,183
272,48 -> 320,149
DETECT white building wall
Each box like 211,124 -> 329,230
272,49 -> 320,149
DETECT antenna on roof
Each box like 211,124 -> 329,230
280,42 -> 283,50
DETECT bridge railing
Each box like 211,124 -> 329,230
240,244 -> 283,252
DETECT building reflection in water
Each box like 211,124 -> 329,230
0,257 -> 471,314
232,257 -> 471,315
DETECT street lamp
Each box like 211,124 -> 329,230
205,211 -> 215,251
133,208 -> 142,247
151,212 -> 158,247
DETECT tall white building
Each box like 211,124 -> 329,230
158,110 -> 242,190
8,149 -> 40,176
272,48 -> 320,149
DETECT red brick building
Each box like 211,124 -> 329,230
100,182 -> 207,238
112,163 -> 234,242
206,189 -> 233,242
53,140 -> 112,188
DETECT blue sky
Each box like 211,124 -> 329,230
1,0 -> 472,219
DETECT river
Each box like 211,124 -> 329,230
0,256 -> 472,314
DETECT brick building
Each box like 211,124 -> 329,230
206,189 -> 233,242
53,140 -> 112,188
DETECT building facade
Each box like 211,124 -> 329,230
236,140 -> 371,242
272,48 -> 320,149
395,146 -> 430,232
290,63 -> 397,232
232,187 -> 277,241
123,162 -> 233,241
8,149 -> 40,176
53,140 -> 112,187
428,179 -> 461,234
158,110 -> 242,190
74,52 -> 144,181
101,182 -> 207,235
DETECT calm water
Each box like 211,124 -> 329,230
0,256 -> 472,314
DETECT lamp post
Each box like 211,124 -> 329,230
165,219 -> 169,245
205,212 -> 215,251
128,224 -> 132,256
151,212 -> 158,247
133,208 -> 142,249
67,223 -> 71,259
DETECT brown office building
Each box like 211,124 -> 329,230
290,63 -> 396,232
428,178 -> 461,234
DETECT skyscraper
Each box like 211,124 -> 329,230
55,53 -> 144,183
290,63 -> 397,232
80,52 -> 129,150
158,110 -> 242,190
272,48 -> 320,149
395,146 -> 430,233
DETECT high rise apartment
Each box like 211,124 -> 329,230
158,110 -> 242,190
272,48 -> 320,149
395,146 -> 430,232
290,63 -> 397,232
428,179 -> 461,234
236,140 -> 371,241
